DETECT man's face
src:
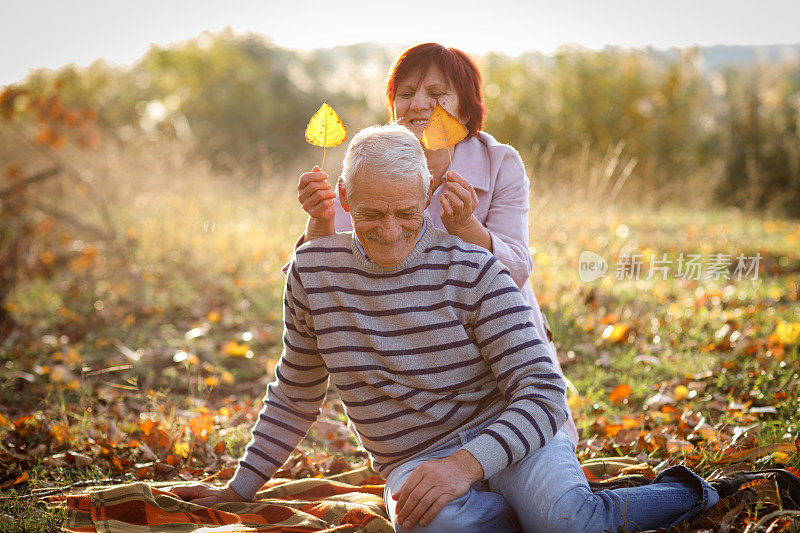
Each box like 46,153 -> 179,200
345,173 -> 428,268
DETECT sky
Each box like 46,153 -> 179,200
3,0 -> 800,86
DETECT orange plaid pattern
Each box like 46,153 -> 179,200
59,467 -> 392,533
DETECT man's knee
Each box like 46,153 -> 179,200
545,485 -> 605,533
390,489 -> 520,533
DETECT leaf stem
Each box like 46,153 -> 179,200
443,117 -> 453,172
322,120 -> 328,170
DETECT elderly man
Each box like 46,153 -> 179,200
173,124 -> 730,532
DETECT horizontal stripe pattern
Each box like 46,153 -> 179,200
229,225 -> 567,500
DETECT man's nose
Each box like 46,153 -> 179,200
380,218 -> 404,241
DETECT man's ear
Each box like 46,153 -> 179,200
338,178 -> 350,213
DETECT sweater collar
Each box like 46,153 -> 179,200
351,217 -> 436,272
354,218 -> 427,260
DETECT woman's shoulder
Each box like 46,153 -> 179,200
469,132 -> 526,183
466,132 -> 525,168
475,131 -> 520,155
454,132 -> 524,186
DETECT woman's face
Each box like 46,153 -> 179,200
393,65 -> 462,141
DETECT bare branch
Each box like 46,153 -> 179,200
0,167 -> 61,198
23,198 -> 112,240
3,122 -> 120,244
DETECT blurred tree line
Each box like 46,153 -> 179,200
7,30 -> 800,215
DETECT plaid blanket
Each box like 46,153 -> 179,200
60,467 -> 391,533
58,460 -> 654,532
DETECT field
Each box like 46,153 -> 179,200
1,134 -> 799,531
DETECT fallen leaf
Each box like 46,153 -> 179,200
719,443 -> 795,464
223,340 -> 250,357
609,384 -> 633,404
665,439 -> 695,455
140,418 -> 155,436
173,442 -> 191,458
189,414 -> 214,443
673,385 -> 690,401
0,471 -> 28,489
772,451 -> 790,465
775,320 -> 800,345
602,323 -> 631,343
421,103 -> 467,151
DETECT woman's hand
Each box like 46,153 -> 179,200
440,171 -> 479,235
439,171 -> 492,251
169,484 -> 247,506
298,166 -> 337,241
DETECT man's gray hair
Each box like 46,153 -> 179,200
339,123 -> 432,200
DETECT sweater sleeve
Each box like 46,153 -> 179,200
483,149 -> 535,289
460,259 -> 568,478
228,262 -> 329,500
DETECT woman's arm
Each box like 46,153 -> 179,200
443,146 -> 533,289
480,150 -> 534,288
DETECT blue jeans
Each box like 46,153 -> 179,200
383,418 -> 719,533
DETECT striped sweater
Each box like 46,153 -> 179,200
229,221 -> 568,500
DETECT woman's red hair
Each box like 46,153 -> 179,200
386,43 -> 486,138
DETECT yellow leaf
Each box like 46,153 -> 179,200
621,416 -> 640,430
602,323 -> 630,343
674,385 -> 690,401
568,395 -> 586,411
305,103 -> 346,148
772,451 -> 790,465
173,442 -> 191,458
223,340 -> 250,357
776,320 -> 800,345
421,103 -> 467,151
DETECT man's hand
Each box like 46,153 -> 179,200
168,484 -> 247,507
392,449 -> 484,529
298,166 -> 337,241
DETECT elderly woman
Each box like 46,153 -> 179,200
297,43 -> 578,444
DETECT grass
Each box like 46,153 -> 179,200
1,136 -> 799,530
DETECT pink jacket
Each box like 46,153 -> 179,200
332,131 -> 552,344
